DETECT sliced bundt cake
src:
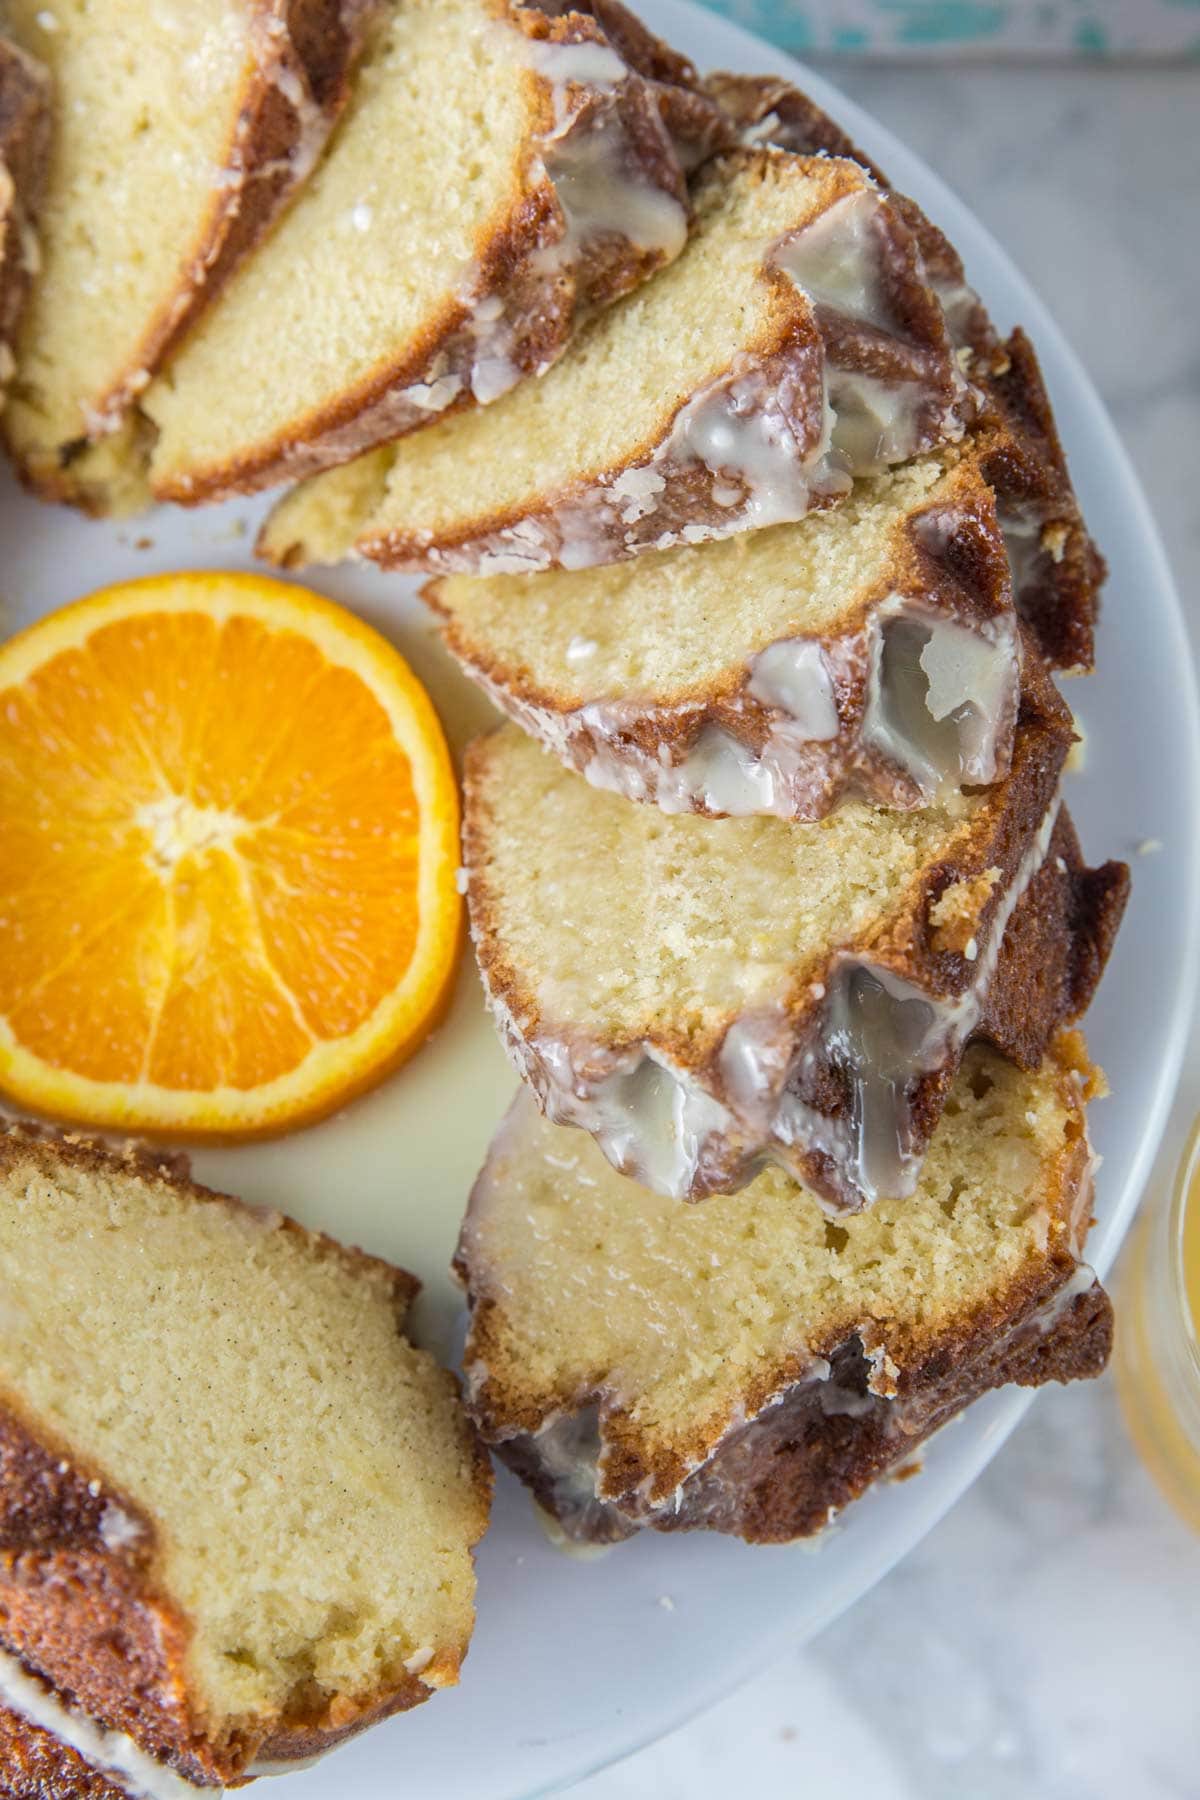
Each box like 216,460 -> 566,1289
458,1036 -> 1113,1544
137,0 -> 704,505
0,38 -> 48,413
706,70 -> 1103,672
462,722 -> 1127,1210
258,145 -> 970,572
426,437 -> 1025,819
0,1127 -> 491,1791
2,0 -> 376,508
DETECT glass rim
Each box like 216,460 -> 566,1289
1170,1113 -> 1200,1375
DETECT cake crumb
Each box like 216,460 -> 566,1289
929,868 -> 1000,954
1136,837 -> 1162,857
1042,521 -> 1069,564
657,1595 -> 675,1612
890,1458 -> 924,1484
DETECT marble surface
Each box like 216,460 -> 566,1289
577,64 -> 1200,1800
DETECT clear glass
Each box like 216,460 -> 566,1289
1116,1117 -> 1200,1533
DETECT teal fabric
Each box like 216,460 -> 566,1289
700,0 -> 1200,53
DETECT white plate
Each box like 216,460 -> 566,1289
2,7 -> 1197,1795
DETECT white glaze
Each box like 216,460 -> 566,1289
655,726 -> 781,815
747,637 -> 840,741
533,1502 -> 616,1559
862,597 -> 1019,798
771,189 -> 890,329
659,363 -> 851,535
1028,1261 -> 1101,1336
821,797 -> 1061,1203
537,113 -> 687,269
98,1501 -> 144,1551
530,1031 -> 734,1198
522,36 -> 627,95
518,20 -> 686,268
0,1645 -> 215,1798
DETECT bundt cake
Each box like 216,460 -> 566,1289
258,144 -> 970,572
0,1126 -> 491,1790
426,437 -> 1026,819
2,0 -> 376,509
705,71 -> 1103,672
136,0 -> 704,506
457,1035 -> 1113,1544
462,721 -> 1127,1210
0,37 -> 48,413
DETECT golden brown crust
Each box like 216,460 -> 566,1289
427,433 -> 1023,818
355,148 -> 968,574
702,72 -> 1101,672
6,0 -> 380,508
151,0 -> 698,505
0,38 -> 49,397
460,1037 -> 1113,1543
0,1124 -> 489,1787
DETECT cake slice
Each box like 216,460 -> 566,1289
705,71 -> 1102,673
258,144 -> 970,572
457,1035 -> 1113,1545
0,39 -> 48,413
426,436 -> 1026,819
0,1127 -> 491,1790
463,722 -> 1127,1210
135,0 -> 703,506
2,0 -> 376,509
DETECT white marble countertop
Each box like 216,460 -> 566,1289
577,62 -> 1200,1800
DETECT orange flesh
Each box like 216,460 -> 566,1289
0,574 -> 461,1134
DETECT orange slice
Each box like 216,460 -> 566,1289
0,571 -> 463,1137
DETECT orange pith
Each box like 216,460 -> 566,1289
0,572 -> 462,1137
